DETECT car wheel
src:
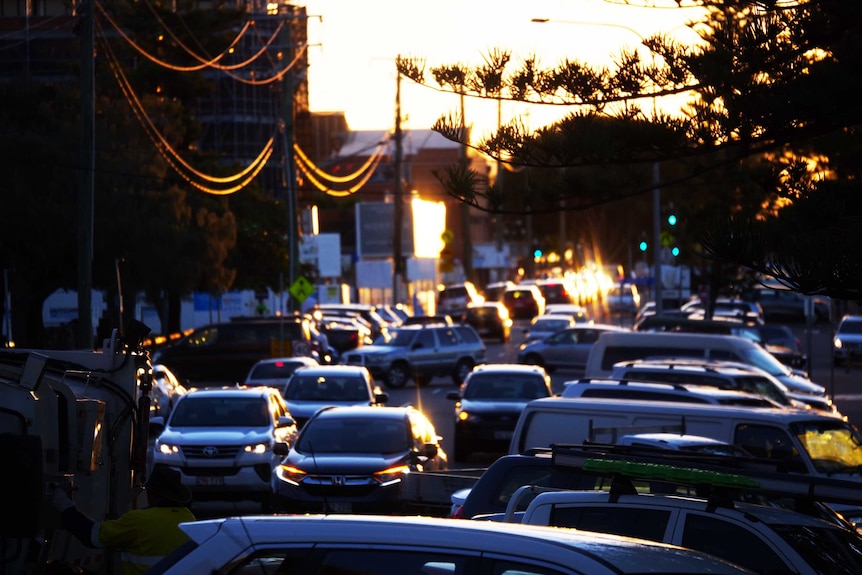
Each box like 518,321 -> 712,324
453,438 -> 471,463
523,353 -> 544,367
452,359 -> 473,385
385,362 -> 410,388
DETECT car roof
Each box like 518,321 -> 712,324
468,363 -> 548,376
290,365 -> 369,376
527,490 -> 841,527
313,405 -> 414,420
561,379 -> 777,404
251,356 -> 319,367
177,514 -> 752,574
179,386 -> 278,398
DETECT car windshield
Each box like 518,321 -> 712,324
840,320 -> 862,335
285,375 -> 368,401
737,344 -> 792,376
170,397 -> 270,427
532,318 -> 570,332
382,329 -> 419,347
770,523 -> 862,574
792,420 -> 862,473
297,417 -> 409,454
464,374 -> 549,401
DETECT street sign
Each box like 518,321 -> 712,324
289,276 -> 314,304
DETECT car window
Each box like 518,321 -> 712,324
415,330 -> 436,348
549,506 -> 670,542
681,513 -> 788,574
840,320 -> 862,335
734,424 -> 806,471
455,326 -> 481,344
317,549 -> 473,575
464,374 -> 548,400
298,417 -> 409,454
435,328 -> 461,347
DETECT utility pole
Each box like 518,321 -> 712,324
652,161 -> 663,314
392,67 -> 403,305
282,21 -> 299,313
77,0 -> 95,348
460,92 -> 473,282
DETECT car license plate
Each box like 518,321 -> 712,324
327,501 -> 352,513
195,476 -> 224,486
494,430 -> 513,440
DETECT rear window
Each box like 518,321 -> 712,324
600,345 -> 706,371
455,326 -> 481,344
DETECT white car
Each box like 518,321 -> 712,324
834,315 -> 862,366
520,489 -> 862,575
524,314 -> 577,342
151,386 -> 297,511
149,514 -> 755,575
280,364 -> 388,428
150,364 -> 188,418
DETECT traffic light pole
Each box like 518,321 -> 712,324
652,161 -> 663,314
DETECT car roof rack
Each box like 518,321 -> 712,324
548,442 -> 862,508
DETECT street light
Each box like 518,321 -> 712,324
530,17 -> 646,42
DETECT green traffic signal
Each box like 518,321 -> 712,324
667,214 -> 677,226
533,248 -> 543,259
639,241 -> 648,252
672,246 -> 680,257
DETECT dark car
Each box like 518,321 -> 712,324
462,302 -> 513,343
281,365 -> 388,428
502,285 -> 546,319
272,405 -> 446,513
446,364 -> 552,462
536,278 -> 579,305
151,317 -> 316,385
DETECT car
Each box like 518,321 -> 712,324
683,297 -> 765,324
281,364 -> 388,428
150,386 -> 297,511
148,514 -> 755,575
150,363 -> 188,418
560,378 -> 782,408
834,315 -> 862,366
520,484 -> 862,575
446,364 -> 553,462
742,285 -> 832,324
461,301 -> 512,343
517,324 -> 628,373
482,280 -> 515,302
315,303 -> 392,341
501,284 -> 545,319
605,282 -> 640,314
436,281 -> 484,317
272,405 -> 447,513
243,356 -> 321,387
400,314 -> 455,326
544,303 -> 591,322
608,358 -> 817,411
524,314 -> 578,342
340,323 -> 486,388
614,433 -> 754,457
151,316 -> 318,385
535,277 -> 579,305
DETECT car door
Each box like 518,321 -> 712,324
427,327 -> 462,377
409,328 -> 440,379
672,511 -> 798,574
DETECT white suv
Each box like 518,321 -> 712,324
151,386 -> 297,511
149,514 -> 753,575
520,488 -> 862,575
561,377 -> 781,408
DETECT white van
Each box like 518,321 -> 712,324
583,330 -> 827,400
507,397 -> 862,483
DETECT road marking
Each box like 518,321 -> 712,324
835,394 -> 862,402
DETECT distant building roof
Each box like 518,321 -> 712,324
336,129 -> 460,158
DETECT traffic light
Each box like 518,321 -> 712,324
671,246 -> 680,257
667,213 -> 677,226
639,240 -> 648,252
533,248 -> 543,260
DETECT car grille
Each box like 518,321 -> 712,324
181,466 -> 241,477
300,475 -> 379,498
183,445 -> 242,458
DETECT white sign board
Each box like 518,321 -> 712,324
299,233 -> 342,278
356,260 -> 393,289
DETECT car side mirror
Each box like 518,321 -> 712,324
273,441 -> 290,457
276,415 -> 295,428
446,391 -> 461,401
375,392 -> 389,404
149,416 -> 165,438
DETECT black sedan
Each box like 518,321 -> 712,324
461,301 -> 513,343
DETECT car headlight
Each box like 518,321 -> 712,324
457,411 -> 480,424
277,464 -> 307,484
374,464 -> 409,485
244,443 -> 268,454
157,442 -> 180,456
834,338 -> 843,350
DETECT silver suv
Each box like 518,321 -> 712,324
150,386 -> 297,511
561,378 -> 781,408
341,324 -> 486,388
834,315 -> 862,366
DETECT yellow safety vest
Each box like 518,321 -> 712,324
97,506 -> 195,575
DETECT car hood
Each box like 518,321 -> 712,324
459,400 -> 531,414
347,344 -> 399,356
287,451 -> 409,473
160,428 -> 273,444
286,400 -> 372,418
775,373 -> 826,396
